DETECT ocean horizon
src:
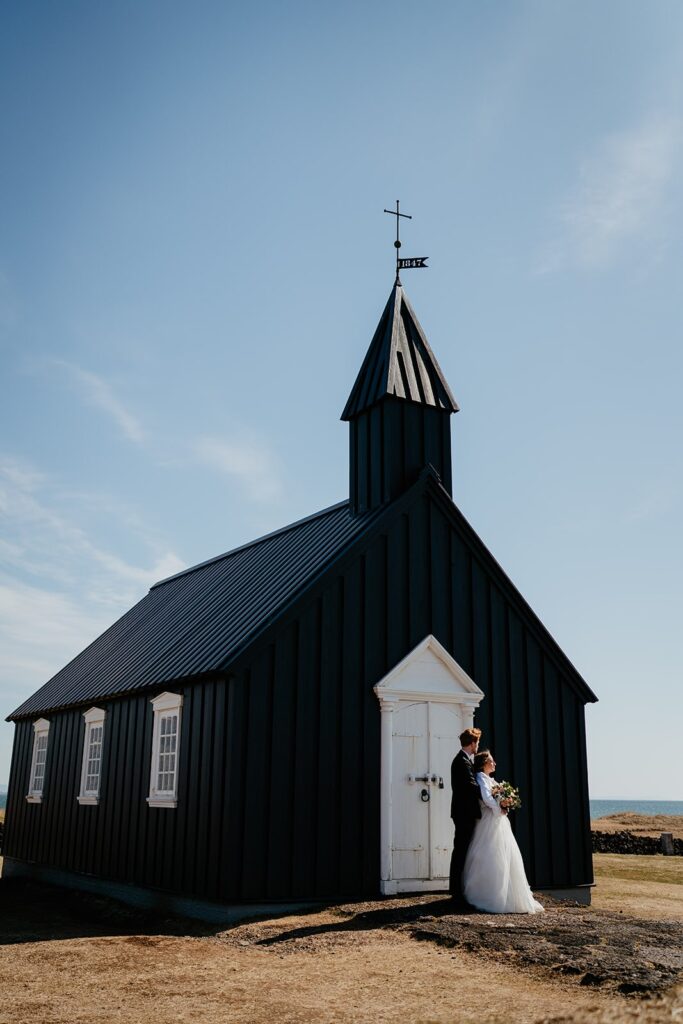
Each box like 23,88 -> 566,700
590,799 -> 683,819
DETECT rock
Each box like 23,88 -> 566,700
660,833 -> 675,856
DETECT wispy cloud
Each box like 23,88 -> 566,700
54,360 -> 145,442
0,453 -> 187,722
37,359 -> 286,509
0,456 -> 45,493
194,435 -> 284,503
540,114 -> 681,271
0,455 -> 185,603
0,574 -> 115,706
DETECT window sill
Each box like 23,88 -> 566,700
147,797 -> 177,809
77,795 -> 99,806
26,795 -> 42,803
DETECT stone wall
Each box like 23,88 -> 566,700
592,829 -> 683,856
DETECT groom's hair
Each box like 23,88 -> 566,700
459,728 -> 482,746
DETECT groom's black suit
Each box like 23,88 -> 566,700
449,748 -> 482,899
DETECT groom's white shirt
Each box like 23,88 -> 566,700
461,748 -> 474,762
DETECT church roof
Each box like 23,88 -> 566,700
341,283 -> 459,420
8,501 -> 385,720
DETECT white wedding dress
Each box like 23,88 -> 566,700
463,772 -> 544,914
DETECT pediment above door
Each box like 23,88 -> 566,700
374,635 -> 484,707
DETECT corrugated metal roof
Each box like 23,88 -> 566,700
8,500 -> 383,720
341,283 -> 459,420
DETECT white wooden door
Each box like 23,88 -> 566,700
391,702 -> 429,879
429,702 -> 463,878
391,700 -> 463,883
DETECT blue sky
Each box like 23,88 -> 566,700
1,1 -> 681,800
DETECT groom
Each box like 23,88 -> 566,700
449,726 -> 482,907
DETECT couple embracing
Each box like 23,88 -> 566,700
449,727 -> 543,915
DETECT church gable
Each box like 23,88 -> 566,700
218,466 -> 595,712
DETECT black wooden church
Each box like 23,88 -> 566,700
4,261 -> 597,915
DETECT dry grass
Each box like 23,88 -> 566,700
593,852 -> 683,886
0,901 -> 623,1024
0,853 -> 681,1023
591,852 -> 683,920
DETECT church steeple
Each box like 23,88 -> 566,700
342,282 -> 459,514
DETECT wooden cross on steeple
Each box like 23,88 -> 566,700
383,200 -> 428,284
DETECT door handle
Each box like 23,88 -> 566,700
408,773 -> 444,787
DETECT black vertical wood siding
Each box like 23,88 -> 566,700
350,398 -> 453,513
4,487 -> 593,900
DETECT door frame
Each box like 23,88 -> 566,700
373,635 -> 485,895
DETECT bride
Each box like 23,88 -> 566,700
463,750 -> 544,914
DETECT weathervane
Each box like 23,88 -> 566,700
383,200 -> 428,284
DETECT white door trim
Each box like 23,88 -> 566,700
374,635 -> 485,895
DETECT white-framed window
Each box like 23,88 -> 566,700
147,692 -> 183,808
27,718 -> 51,803
77,707 -> 106,805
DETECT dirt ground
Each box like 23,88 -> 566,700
1,852 -> 682,1024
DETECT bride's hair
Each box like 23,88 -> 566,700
474,750 -> 492,772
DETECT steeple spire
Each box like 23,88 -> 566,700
341,282 -> 458,421
342,282 -> 459,514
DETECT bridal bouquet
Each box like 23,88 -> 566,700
492,780 -> 521,811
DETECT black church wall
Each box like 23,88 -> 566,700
4,482 -> 592,902
3,623 -> 376,904
350,398 -> 452,512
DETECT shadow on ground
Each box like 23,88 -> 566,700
0,877 -> 211,945
0,877 -> 461,947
